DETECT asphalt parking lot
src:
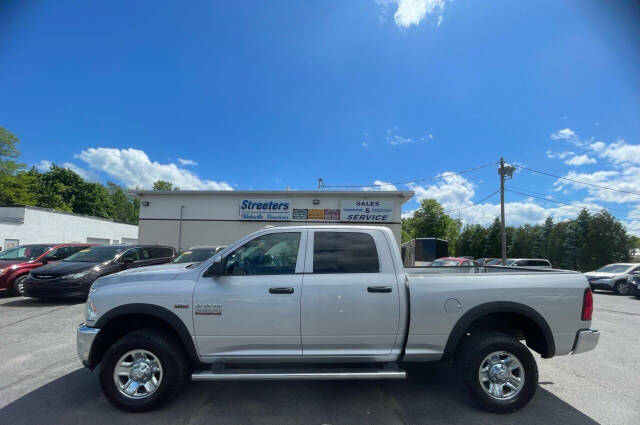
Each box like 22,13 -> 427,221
0,292 -> 638,425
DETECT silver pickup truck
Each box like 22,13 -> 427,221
77,225 -> 599,413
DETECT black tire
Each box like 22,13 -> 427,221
99,329 -> 189,412
12,275 -> 27,296
614,280 -> 631,296
457,332 -> 538,413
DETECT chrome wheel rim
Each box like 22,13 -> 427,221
478,351 -> 525,400
17,279 -> 25,295
113,349 -> 163,399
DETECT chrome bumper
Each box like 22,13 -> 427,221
572,328 -> 599,354
77,324 -> 100,366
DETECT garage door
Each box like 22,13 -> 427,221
86,237 -> 110,245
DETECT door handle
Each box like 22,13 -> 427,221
269,287 -> 294,294
367,286 -> 392,293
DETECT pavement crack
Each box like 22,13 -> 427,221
596,307 -> 640,317
0,304 -> 79,330
0,355 -> 78,392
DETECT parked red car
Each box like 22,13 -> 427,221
0,243 -> 95,296
430,257 -> 476,266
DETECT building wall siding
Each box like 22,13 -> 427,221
136,192 -> 407,250
0,207 -> 138,247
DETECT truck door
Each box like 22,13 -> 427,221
301,229 -> 401,357
193,230 -> 306,360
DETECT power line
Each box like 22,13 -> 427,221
505,188 -> 616,215
401,189 -> 500,217
320,161 -> 498,189
442,190 -> 500,214
507,184 -> 629,214
518,165 -> 640,197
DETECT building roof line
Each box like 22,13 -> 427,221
0,205 -> 138,227
127,190 -> 415,203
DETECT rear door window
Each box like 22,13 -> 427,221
148,247 -> 174,259
121,249 -> 140,262
313,232 -> 379,274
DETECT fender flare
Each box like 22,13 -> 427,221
94,303 -> 199,364
441,301 -> 555,360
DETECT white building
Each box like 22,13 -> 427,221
0,205 -> 139,249
131,190 -> 414,251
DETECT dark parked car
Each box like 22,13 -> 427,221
23,244 -> 176,299
0,243 -> 95,296
172,246 -> 226,264
630,273 -> 640,298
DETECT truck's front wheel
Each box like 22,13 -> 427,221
99,329 -> 189,412
457,332 -> 538,413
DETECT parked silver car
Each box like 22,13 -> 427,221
584,263 -> 640,295
486,258 -> 552,268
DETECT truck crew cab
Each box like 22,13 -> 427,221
77,226 -> 598,413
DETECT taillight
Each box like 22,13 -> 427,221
582,288 -> 593,321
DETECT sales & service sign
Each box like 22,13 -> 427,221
341,200 -> 393,222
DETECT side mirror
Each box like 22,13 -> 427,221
41,258 -> 49,265
204,260 -> 224,277
122,258 -> 134,265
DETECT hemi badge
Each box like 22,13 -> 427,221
174,303 -> 189,309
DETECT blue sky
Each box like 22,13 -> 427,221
2,0 -> 640,232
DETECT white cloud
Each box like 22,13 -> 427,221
594,140 -> 640,166
404,172 -> 615,227
361,142 -> 369,148
553,169 -> 640,203
363,180 -> 398,191
61,162 -> 99,181
382,0 -> 446,28
178,158 -> 197,166
546,150 -> 574,160
564,154 -> 596,166
75,147 -> 232,190
386,127 -> 429,146
35,159 -> 98,181
409,173 -> 475,209
36,160 -> 52,171
550,128 -> 576,140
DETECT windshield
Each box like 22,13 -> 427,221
486,258 -> 504,265
596,264 -> 634,273
430,259 -> 459,267
503,259 -> 517,266
63,246 -> 125,263
0,245 -> 53,261
173,249 -> 218,264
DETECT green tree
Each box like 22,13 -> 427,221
585,210 -> 630,270
107,182 -> 139,224
152,180 -> 179,191
0,127 -> 23,175
456,224 -> 488,259
402,199 -> 461,255
483,217 -> 502,258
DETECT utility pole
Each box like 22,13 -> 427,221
499,158 -> 506,261
498,158 -> 515,262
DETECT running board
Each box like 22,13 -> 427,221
191,367 -> 406,381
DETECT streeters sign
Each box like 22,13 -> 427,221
239,199 -> 291,221
341,200 -> 394,222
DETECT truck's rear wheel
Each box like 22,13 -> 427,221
99,329 -> 189,412
457,332 -> 538,413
